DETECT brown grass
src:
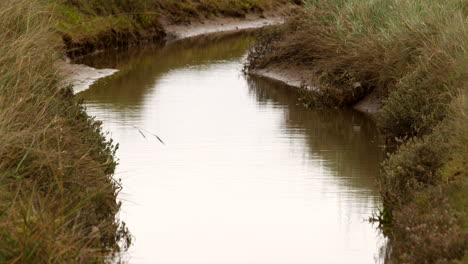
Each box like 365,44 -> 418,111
247,0 -> 466,137
246,0 -> 467,262
0,0 -> 130,262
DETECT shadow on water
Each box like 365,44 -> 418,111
247,76 -> 385,193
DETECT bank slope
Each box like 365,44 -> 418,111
0,1 -> 130,263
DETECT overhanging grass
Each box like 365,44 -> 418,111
0,0 -> 130,262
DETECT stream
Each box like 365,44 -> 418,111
77,31 -> 387,264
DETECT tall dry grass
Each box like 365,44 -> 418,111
246,0 -> 467,262
0,0 -> 130,263
59,0 -> 292,20
247,0 -> 467,137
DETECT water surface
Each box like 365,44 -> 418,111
78,32 -> 387,264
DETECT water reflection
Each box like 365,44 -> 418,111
78,31 -> 256,107
78,31 -> 386,264
247,77 -> 385,193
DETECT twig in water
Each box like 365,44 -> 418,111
132,125 -> 165,145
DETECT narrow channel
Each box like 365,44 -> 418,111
77,31 -> 387,264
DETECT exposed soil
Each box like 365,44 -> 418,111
62,20 -> 166,59
164,15 -> 283,40
61,60 -> 118,94
353,90 -> 382,115
249,63 -> 315,90
250,63 -> 382,115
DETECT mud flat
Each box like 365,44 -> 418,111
164,15 -> 283,40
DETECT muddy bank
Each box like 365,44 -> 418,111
61,61 -> 118,93
353,91 -> 382,115
164,15 -> 282,40
65,16 -> 283,93
250,66 -> 310,88
57,0 -> 299,59
62,21 -> 166,59
250,64 -> 382,115
63,14 -> 382,115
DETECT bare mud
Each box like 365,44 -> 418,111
165,15 -> 283,40
353,91 -> 382,115
61,61 -> 118,94
250,64 -> 316,90
250,64 -> 382,115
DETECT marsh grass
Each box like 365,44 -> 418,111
380,89 -> 467,262
54,0 -> 296,57
59,0 -> 291,22
246,0 -> 467,262
54,0 -> 166,58
247,0 -> 467,137
0,0 -> 130,262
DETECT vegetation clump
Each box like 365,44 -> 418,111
246,0 -> 467,262
0,0 -> 130,262
55,0 -> 166,57
380,93 -> 467,262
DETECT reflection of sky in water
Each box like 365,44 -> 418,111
79,32 -> 387,264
